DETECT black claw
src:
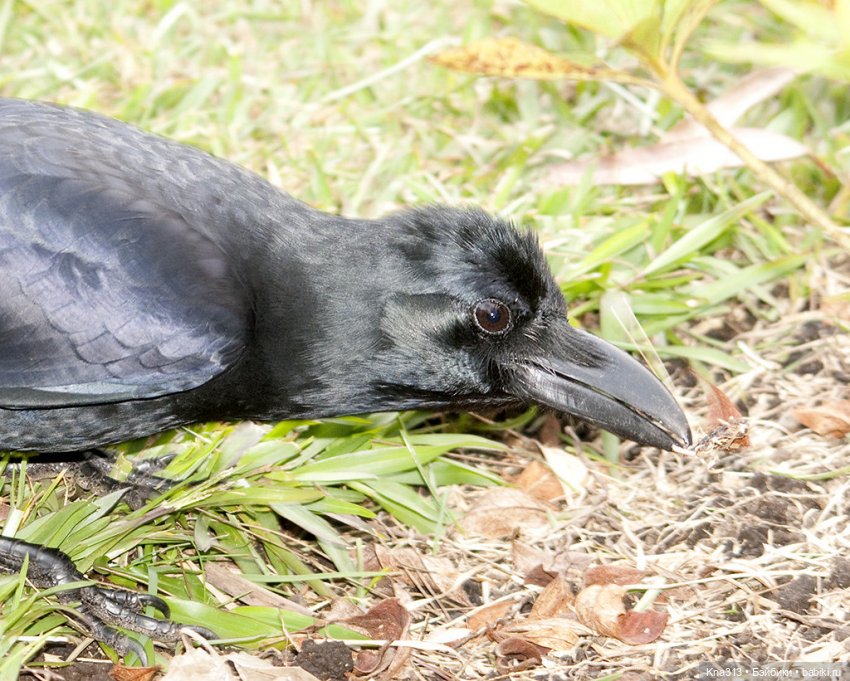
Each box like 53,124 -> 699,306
92,587 -> 171,618
134,592 -> 172,617
80,610 -> 150,665
185,624 -> 218,641
77,450 -> 172,509
125,638 -> 151,667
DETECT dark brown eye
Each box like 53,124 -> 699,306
473,299 -> 512,335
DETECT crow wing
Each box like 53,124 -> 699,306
0,102 -> 250,408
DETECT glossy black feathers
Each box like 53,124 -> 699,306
0,99 -> 690,453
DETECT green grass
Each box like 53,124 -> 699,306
0,0 -> 846,675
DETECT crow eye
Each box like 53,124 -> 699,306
473,299 -> 512,335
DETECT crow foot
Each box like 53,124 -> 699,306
8,448 -> 177,510
76,449 -> 176,509
0,537 -> 215,665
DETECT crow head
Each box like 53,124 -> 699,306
366,206 -> 691,451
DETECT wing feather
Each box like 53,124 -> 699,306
0,133 -> 250,408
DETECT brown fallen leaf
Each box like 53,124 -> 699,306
584,566 -> 675,604
325,597 -> 364,622
822,295 -> 850,320
512,541 -> 594,579
345,598 -> 409,641
614,610 -> 671,645
204,562 -> 314,614
793,400 -> 850,438
530,575 -> 575,619
468,599 -> 515,631
574,583 -> 668,645
524,563 -> 559,587
372,545 -> 466,602
705,381 -> 743,424
575,584 -> 628,638
537,412 -> 564,447
513,460 -> 563,504
494,637 -> 546,673
512,542 -> 550,577
500,617 -> 584,650
459,488 -> 551,539
345,599 -> 411,679
546,127 -> 808,186
584,565 -> 647,587
110,665 -> 159,681
695,381 -> 750,453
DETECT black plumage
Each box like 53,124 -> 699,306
0,98 -> 690,452
0,98 -> 691,657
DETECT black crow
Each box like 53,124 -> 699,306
0,99 -> 691,658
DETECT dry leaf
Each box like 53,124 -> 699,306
793,400 -> 850,438
513,460 -> 563,504
546,127 -> 808,186
501,617 -> 584,650
345,598 -> 409,641
110,665 -> 159,681
584,566 -> 674,604
537,412 -> 564,446
494,637 -> 546,673
705,382 -> 743,424
575,584 -> 628,638
468,600 -> 515,630
695,382 -> 750,452
512,541 -> 594,580
325,597 -> 364,621
530,576 -> 575,619
205,562 -> 314,614
430,37 -> 617,81
373,545 -> 465,602
584,565 -> 647,587
352,650 -> 383,678
232,652 -> 325,681
524,563 -> 559,587
459,488 -> 551,539
574,584 -> 668,645
160,648 -> 235,681
613,610 -> 671,645
512,542 -> 550,577
541,446 -> 590,498
345,599 -> 411,678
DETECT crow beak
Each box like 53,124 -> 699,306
506,321 -> 691,451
